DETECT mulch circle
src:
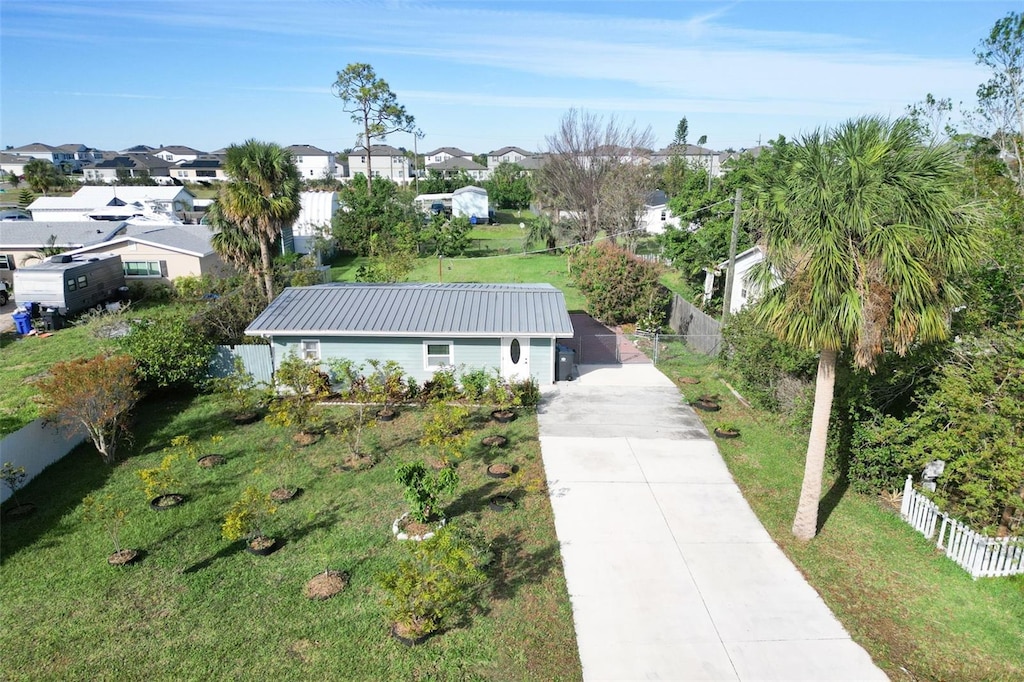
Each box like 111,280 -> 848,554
232,412 -> 261,425
246,536 -> 279,556
335,453 -> 374,472
293,431 -> 322,447
270,487 -> 301,502
488,495 -> 517,512
150,494 -> 185,510
303,570 -> 349,600
197,455 -> 226,468
693,400 -> 721,412
107,549 -> 140,566
491,410 -> 516,424
486,463 -> 516,479
678,376 -> 701,384
481,435 -> 508,448
3,502 -> 37,521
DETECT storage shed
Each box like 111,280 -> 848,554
245,283 -> 575,384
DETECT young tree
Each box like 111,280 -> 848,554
331,175 -> 420,255
673,117 -> 689,147
217,140 -> 302,303
332,63 -> 416,196
974,11 -> 1024,192
535,109 -> 654,244
750,116 -> 983,540
37,354 -> 140,465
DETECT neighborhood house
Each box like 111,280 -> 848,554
245,282 -> 575,385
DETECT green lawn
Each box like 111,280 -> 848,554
0,394 -> 581,681
329,252 -> 588,311
655,344 -> 1024,681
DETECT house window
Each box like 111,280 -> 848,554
0,255 -> 11,270
301,339 -> 320,361
424,341 -> 453,369
123,261 -> 161,277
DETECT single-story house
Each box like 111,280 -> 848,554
245,283 -> 575,385
0,221 -> 126,285
703,245 -> 767,314
28,185 -> 194,221
65,223 -> 229,284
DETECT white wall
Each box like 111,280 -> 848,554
452,188 -> 488,220
0,419 -> 85,504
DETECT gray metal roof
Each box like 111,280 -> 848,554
0,221 -> 126,248
247,283 -> 574,337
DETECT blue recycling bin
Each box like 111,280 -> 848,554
12,311 -> 32,335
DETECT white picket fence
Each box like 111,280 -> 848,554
900,475 -> 1024,579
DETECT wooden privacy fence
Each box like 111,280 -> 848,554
900,476 -> 1024,579
668,294 -> 722,356
209,344 -> 274,384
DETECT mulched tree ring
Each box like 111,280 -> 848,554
107,549 -> 140,566
271,487 -> 302,502
336,453 -> 374,472
197,455 -> 226,469
150,494 -> 185,510
486,463 -> 516,479
376,409 -> 398,422
713,428 -> 741,439
293,431 -> 322,447
693,399 -> 721,412
391,623 -> 428,647
678,376 -> 701,385
481,435 -> 508,448
488,495 -> 517,512
232,412 -> 261,425
491,409 -> 516,424
3,502 -> 37,521
246,536 -> 279,556
303,570 -> 349,600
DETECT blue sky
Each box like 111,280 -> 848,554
1,1 -> 1017,155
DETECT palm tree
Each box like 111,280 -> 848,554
522,214 -> 562,252
217,140 -> 302,303
205,201 -> 262,282
750,116 -> 983,540
22,159 -> 61,195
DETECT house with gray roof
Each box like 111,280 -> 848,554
246,283 -> 575,384
487,146 -> 533,168
0,221 -> 126,285
424,156 -> 490,181
347,144 -> 412,184
424,147 -> 474,164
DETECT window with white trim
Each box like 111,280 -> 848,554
0,255 -> 11,270
301,339 -> 320,361
424,341 -> 453,369
123,261 -> 161,277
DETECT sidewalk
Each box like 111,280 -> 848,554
538,364 -> 887,681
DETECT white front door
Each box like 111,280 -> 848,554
500,336 -> 530,381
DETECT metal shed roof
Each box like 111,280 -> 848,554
246,283 -> 574,338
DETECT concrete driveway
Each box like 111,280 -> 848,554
538,364 -> 886,681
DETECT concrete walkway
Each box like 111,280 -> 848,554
538,364 -> 886,681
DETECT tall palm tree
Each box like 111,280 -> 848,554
205,201 -> 262,282
217,140 -> 302,303
751,116 -> 983,540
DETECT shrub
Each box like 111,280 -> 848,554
172,274 -> 216,300
213,357 -> 273,416
458,367 -> 491,401
138,453 -> 180,500
118,314 -> 214,391
221,487 -> 277,542
569,242 -> 670,324
81,493 -> 129,554
511,377 -> 541,407
420,403 -> 471,466
420,366 -> 459,404
394,461 -> 459,523
379,525 -> 487,640
1,462 -> 27,507
719,308 -> 817,412
36,354 -> 140,465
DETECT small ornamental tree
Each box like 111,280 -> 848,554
420,402 -> 471,466
395,461 -> 459,523
222,486 -> 277,542
37,354 -> 140,465
81,493 -> 130,555
569,242 -> 670,324
1,462 -> 27,507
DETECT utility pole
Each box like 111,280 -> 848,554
721,188 -> 742,324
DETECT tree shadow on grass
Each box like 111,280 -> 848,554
446,480 -> 503,517
816,476 -> 849,535
0,443 -> 115,565
488,532 -> 562,603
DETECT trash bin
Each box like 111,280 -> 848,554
556,344 -> 575,381
42,308 -> 64,331
12,311 -> 32,335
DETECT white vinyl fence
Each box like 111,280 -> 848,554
0,419 -> 86,504
900,476 -> 1024,579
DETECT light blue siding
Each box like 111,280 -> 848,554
272,335 -> 503,384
